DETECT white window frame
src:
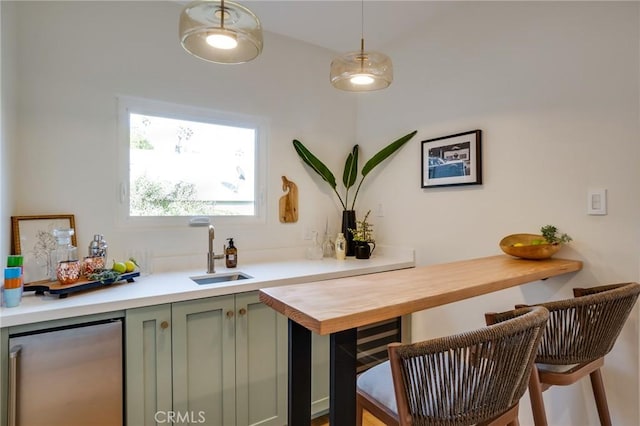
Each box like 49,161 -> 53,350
117,96 -> 267,228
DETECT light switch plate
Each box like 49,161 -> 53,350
587,188 -> 607,215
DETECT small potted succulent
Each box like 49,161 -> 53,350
349,210 -> 376,259
540,225 -> 573,245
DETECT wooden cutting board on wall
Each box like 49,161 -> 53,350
279,176 -> 298,223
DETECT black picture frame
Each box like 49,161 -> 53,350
421,130 -> 482,188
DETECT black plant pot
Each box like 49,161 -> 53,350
354,242 -> 370,259
341,210 -> 356,256
355,242 -> 376,259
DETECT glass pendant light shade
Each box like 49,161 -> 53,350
179,0 -> 263,64
330,46 -> 393,91
330,0 -> 393,92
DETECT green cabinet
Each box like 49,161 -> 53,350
126,291 -> 287,426
172,295 -> 236,426
234,292 -> 287,426
126,303 -> 173,425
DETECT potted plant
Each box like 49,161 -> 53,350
293,130 -> 417,255
348,210 -> 376,259
540,225 -> 573,245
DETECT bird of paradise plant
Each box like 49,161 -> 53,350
292,130 -> 417,210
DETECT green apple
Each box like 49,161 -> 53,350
112,261 -> 126,273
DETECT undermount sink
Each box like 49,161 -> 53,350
190,272 -> 253,285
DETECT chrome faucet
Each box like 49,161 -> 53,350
207,224 -> 224,274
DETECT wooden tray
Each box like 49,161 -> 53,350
23,271 -> 140,299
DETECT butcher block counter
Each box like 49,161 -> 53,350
259,254 -> 583,426
259,255 -> 582,334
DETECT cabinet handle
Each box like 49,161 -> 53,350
238,308 -> 247,316
226,310 -> 234,318
9,345 -> 22,426
160,321 -> 169,329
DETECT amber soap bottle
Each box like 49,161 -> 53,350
225,238 -> 238,268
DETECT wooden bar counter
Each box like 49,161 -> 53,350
259,254 -> 583,425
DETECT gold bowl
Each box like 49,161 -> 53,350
499,233 -> 562,260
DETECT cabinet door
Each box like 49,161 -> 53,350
172,295 -> 236,426
235,291 -> 287,426
126,304 -> 173,426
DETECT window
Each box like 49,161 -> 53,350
118,97 -> 265,226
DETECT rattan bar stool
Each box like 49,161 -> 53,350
517,282 -> 640,426
356,306 -> 549,426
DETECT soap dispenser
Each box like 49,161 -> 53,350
225,238 -> 238,268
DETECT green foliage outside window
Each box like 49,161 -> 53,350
131,174 -> 211,216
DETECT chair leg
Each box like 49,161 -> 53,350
589,368 -> 612,426
356,389 -> 399,426
528,367 -> 548,426
356,398 -> 363,426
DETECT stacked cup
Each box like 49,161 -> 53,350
4,256 -> 23,307
7,254 -> 23,272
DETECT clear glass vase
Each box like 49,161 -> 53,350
49,228 -> 78,281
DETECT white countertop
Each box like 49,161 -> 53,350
0,247 -> 414,328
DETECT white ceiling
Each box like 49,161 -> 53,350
223,1 -> 460,52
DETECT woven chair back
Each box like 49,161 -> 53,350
389,306 -> 548,426
530,282 -> 640,365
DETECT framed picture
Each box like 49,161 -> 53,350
421,130 -> 482,188
11,214 -> 77,284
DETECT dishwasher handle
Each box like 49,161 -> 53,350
8,345 -> 22,426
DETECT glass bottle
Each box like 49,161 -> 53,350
335,233 -> 346,260
49,228 -> 78,281
322,232 -> 335,258
306,231 -> 324,260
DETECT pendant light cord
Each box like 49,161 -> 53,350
360,0 -> 365,52
220,0 -> 225,29
359,0 -> 365,71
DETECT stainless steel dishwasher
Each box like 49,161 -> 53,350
8,319 -> 123,426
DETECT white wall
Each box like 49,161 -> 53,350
357,2 -> 640,425
8,1 -> 357,264
1,1 -> 17,265
5,1 -> 640,425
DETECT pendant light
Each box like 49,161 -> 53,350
330,0 -> 393,91
179,0 -> 263,64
